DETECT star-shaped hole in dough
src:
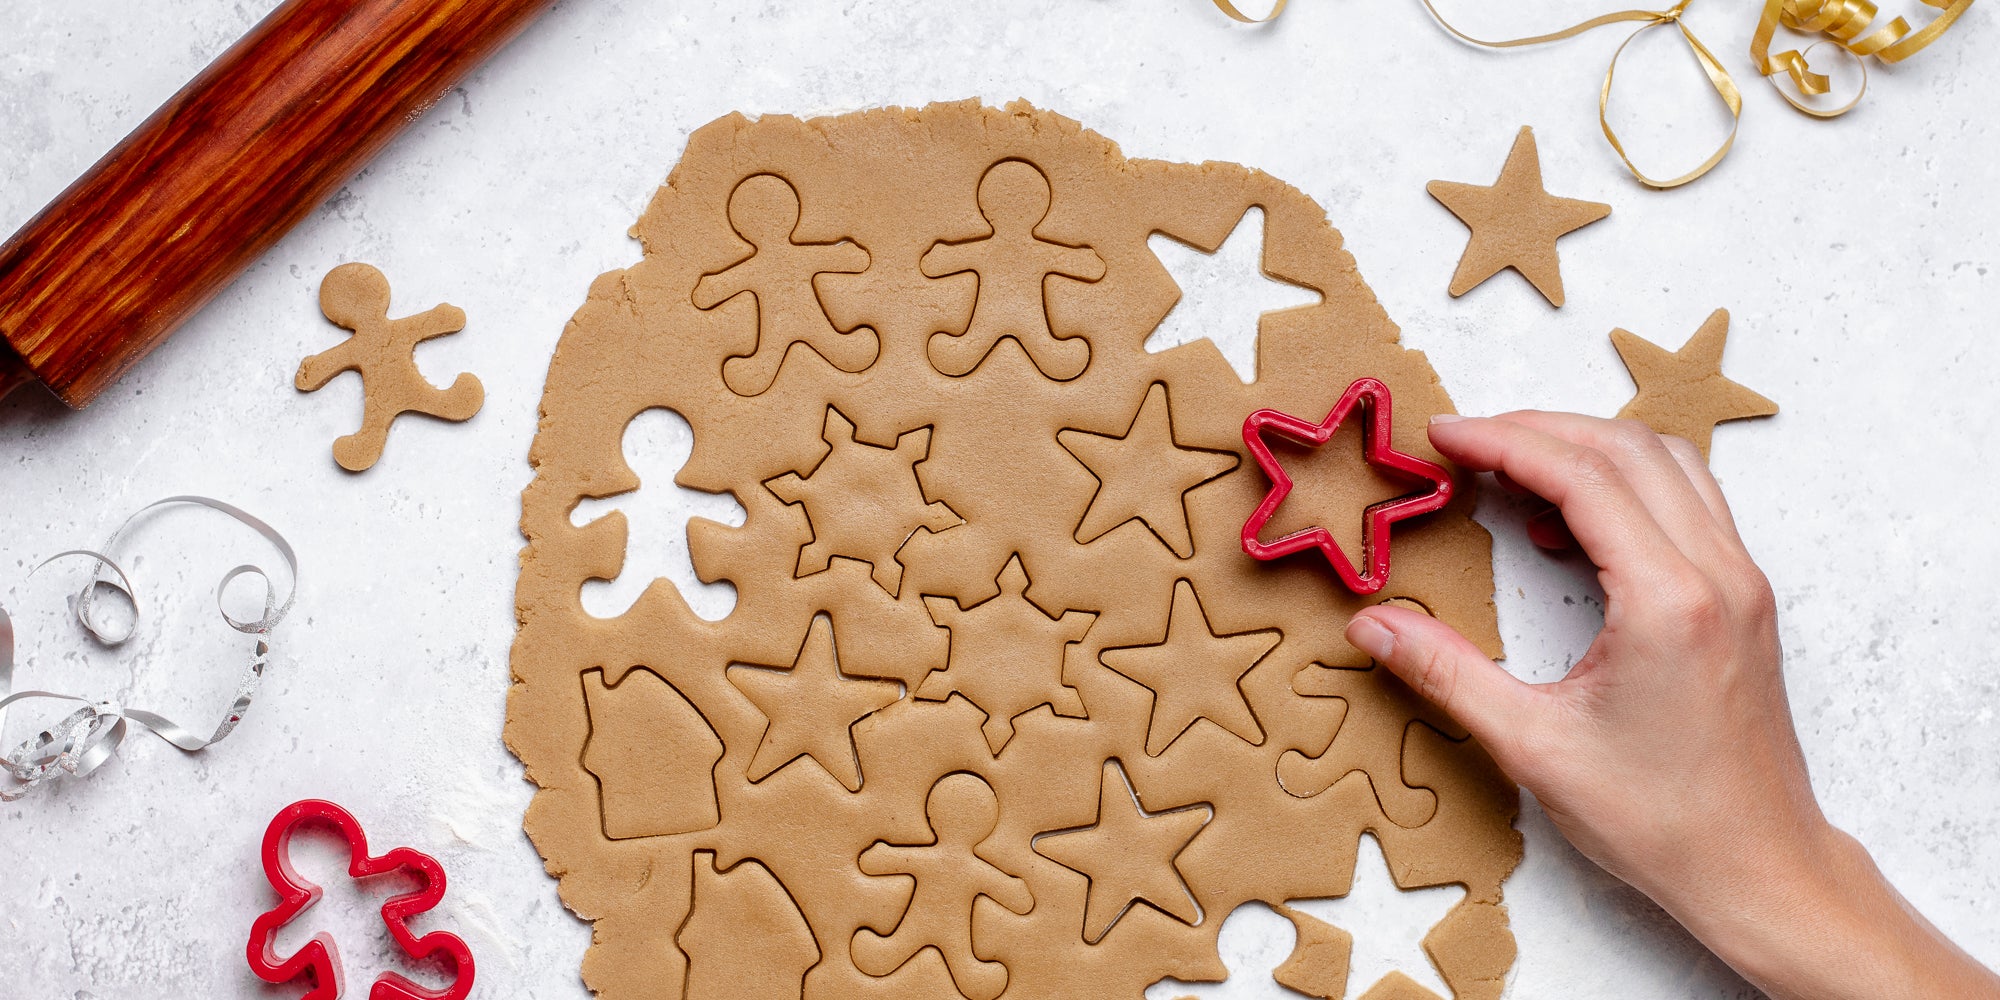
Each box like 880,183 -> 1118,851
1099,579 -> 1278,756
727,614 -> 903,792
1280,833 -> 1467,1000
1033,759 -> 1211,944
1427,126 -> 1610,308
1611,308 -> 1778,459
1142,834 -> 1466,1000
1058,383 -> 1239,559
1144,206 -> 1323,383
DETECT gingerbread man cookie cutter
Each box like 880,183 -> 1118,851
1241,378 -> 1454,595
246,798 -> 475,1000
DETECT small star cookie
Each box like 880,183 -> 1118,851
1427,126 -> 1610,308
1612,308 -> 1778,459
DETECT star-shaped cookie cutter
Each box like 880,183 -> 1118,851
246,798 -> 475,1000
1240,377 -> 1453,595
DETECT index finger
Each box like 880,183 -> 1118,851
1428,415 -> 1692,585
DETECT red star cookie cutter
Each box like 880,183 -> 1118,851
1241,377 -> 1453,595
246,798 -> 475,1000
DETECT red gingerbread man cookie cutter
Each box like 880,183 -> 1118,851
246,798 -> 475,1000
1241,377 -> 1454,595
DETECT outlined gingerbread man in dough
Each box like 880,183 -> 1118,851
296,262 -> 484,472
693,173 -> 878,396
852,772 -> 1033,1000
922,160 -> 1106,381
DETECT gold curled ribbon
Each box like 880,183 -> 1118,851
1214,0 -> 1975,184
1212,0 -> 1288,23
1414,0 -> 1740,189
1752,0 -> 1972,117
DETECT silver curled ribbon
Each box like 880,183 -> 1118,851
0,497 -> 298,801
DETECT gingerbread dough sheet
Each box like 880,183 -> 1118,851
510,101 -> 1521,1000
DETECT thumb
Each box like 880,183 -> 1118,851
1346,605 -> 1539,762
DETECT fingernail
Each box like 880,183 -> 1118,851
1346,615 -> 1396,661
1430,413 -> 1466,425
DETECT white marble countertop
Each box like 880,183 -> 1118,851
3,1 -> 1995,997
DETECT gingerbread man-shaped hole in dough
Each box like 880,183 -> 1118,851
296,263 -> 484,472
922,160 -> 1105,382
852,772 -> 1033,1000
693,174 -> 878,396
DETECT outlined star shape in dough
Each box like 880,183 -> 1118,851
918,554 -> 1098,755
727,615 -> 902,792
1033,759 -> 1211,944
1099,579 -> 1277,756
1427,126 -> 1610,307
1612,308 -> 1779,459
1058,382 -> 1239,558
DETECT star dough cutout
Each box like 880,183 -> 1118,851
1033,759 -> 1210,944
1427,126 -> 1610,308
766,406 -> 963,596
918,554 -> 1099,755
1099,580 -> 1277,756
1612,308 -> 1778,459
1143,206 -> 1323,383
726,615 -> 902,792
1058,383 -> 1239,558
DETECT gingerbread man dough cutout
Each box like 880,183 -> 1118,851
296,263 -> 484,472
694,174 -> 878,396
922,160 -> 1106,381
852,773 -> 1034,1000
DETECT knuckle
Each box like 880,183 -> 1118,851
1606,418 -> 1662,456
1661,574 -> 1729,633
1564,446 -> 1620,490
1660,434 -> 1704,468
1730,565 -> 1779,622
1408,644 -> 1459,712
1598,421 -> 1682,476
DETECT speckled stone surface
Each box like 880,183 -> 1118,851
2,1 -> 1995,997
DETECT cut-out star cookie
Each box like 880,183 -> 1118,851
1058,383 -> 1239,558
1612,308 -> 1778,459
727,615 -> 902,792
1427,126 -> 1610,308
1100,580 -> 1277,756
296,262 -> 484,472
767,406 -> 964,596
918,555 -> 1098,755
1033,759 -> 1210,944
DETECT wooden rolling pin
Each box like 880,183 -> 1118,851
0,0 -> 558,408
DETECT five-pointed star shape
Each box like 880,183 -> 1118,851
727,614 -> 902,792
1034,759 -> 1211,944
1285,833 -> 1466,1000
1059,383 -> 1240,558
1144,206 -> 1323,383
1241,378 -> 1454,595
1427,126 -> 1610,307
1099,580 -> 1277,756
1612,308 -> 1779,459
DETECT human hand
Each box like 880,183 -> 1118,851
1343,412 -> 2000,1000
